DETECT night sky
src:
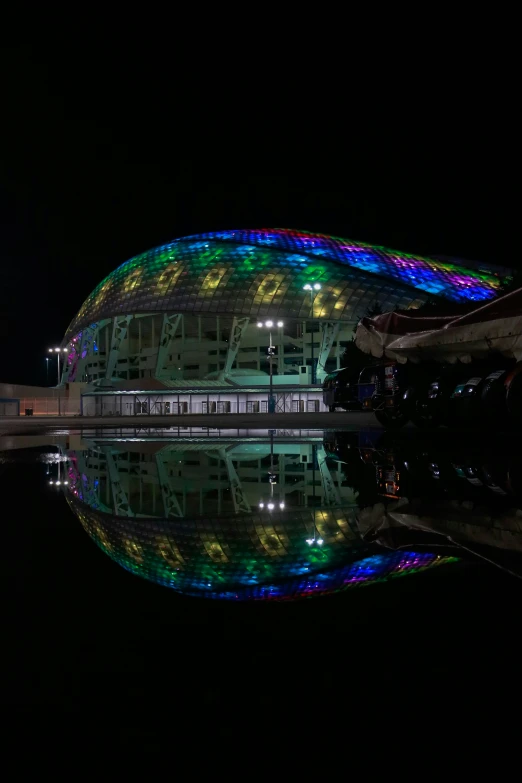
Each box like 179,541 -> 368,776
1,42 -> 516,385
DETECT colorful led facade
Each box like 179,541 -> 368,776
65,228 -> 507,343
61,229 -> 512,387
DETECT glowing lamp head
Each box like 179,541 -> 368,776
303,284 -> 312,291
266,320 -> 273,328
277,321 -> 283,327
313,283 -> 321,291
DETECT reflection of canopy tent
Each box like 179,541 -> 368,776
358,499 -> 522,578
355,288 -> 522,364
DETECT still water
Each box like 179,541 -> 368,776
5,426 -> 522,715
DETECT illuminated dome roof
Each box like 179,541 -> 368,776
66,495 -> 456,601
65,228 -> 507,342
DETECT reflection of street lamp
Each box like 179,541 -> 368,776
47,459 -> 69,488
258,429 -> 285,510
303,283 -> 321,384
48,347 -> 68,385
305,510 -> 323,546
256,320 -> 283,413
306,445 -> 322,545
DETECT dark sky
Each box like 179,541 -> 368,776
1,41 -> 516,385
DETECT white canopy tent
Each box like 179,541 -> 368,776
355,288 -> 522,365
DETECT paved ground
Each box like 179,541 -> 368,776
0,411 -> 385,436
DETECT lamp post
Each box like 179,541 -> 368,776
46,357 -> 49,385
303,283 -> 321,384
48,347 -> 68,385
256,320 -> 283,413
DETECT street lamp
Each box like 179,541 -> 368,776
303,283 -> 321,384
256,320 -> 283,413
48,347 -> 68,385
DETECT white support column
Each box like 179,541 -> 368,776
219,448 -> 250,513
103,447 -> 134,516
105,315 -> 133,381
155,452 -> 183,517
219,316 -> 250,381
316,322 -> 340,383
317,445 -> 342,506
155,313 -> 183,379
72,320 -> 110,383
75,452 -> 112,513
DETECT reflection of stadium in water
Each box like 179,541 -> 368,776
64,431 -> 457,599
324,430 -> 522,577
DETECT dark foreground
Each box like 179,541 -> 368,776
5,426 -> 522,742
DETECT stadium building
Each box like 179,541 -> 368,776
60,228 -> 511,415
